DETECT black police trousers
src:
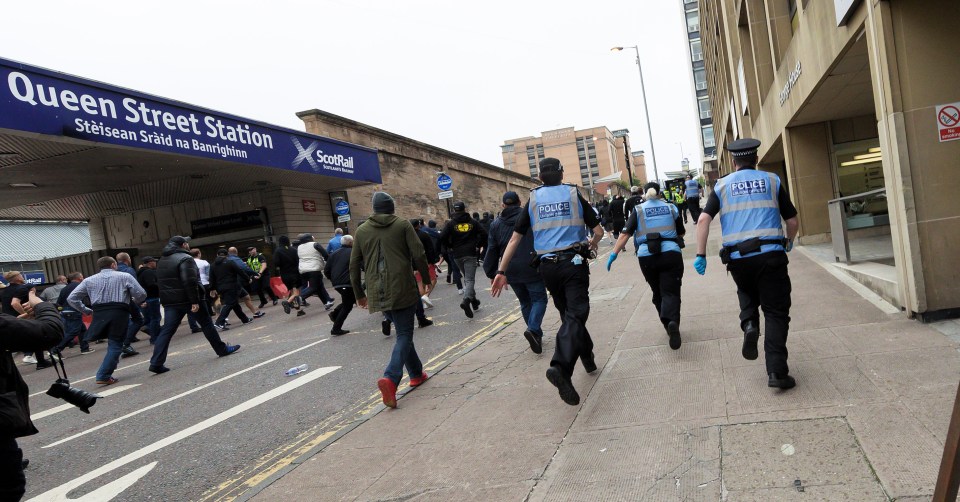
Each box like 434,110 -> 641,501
540,258 -> 594,378
638,251 -> 684,328
727,251 -> 792,375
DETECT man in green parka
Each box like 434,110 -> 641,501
351,192 -> 432,408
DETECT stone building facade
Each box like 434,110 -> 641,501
298,110 -> 538,226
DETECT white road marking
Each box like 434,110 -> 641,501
43,339 -> 328,448
27,367 -> 339,502
31,385 -> 141,421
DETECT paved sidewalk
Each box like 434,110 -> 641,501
253,222 -> 958,501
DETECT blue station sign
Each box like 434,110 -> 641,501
0,57 -> 381,183
437,173 -> 453,191
334,199 -> 350,216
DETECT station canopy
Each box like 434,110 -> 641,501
0,57 -> 381,221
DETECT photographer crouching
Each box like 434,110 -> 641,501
1,289 -> 62,500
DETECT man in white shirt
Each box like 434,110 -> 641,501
191,248 -> 215,319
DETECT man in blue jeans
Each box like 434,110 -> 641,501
484,191 -> 548,353
351,192 -> 432,408
149,236 -> 240,374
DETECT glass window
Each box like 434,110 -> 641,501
690,39 -> 703,62
698,97 -> 712,119
686,11 -> 699,33
702,125 -> 715,149
694,68 -> 707,90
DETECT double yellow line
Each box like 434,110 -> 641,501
199,308 -> 521,502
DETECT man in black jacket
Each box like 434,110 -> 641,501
0,289 -> 62,501
440,201 -> 487,318
323,235 -> 355,335
136,257 -> 161,344
484,191 -> 549,354
210,248 -> 252,329
149,236 -> 239,374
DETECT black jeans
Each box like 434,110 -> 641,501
123,302 -> 144,346
151,304 -> 229,368
686,196 -> 701,222
539,258 -> 595,378
251,274 -> 278,304
0,437 -> 25,501
299,271 -> 332,304
727,251 -> 792,375
332,287 -> 355,331
215,289 -> 250,325
57,311 -> 89,352
638,251 -> 684,327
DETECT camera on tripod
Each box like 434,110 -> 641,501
45,353 -> 101,414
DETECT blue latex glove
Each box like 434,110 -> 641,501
694,255 -> 707,275
606,252 -> 618,271
784,239 -> 794,252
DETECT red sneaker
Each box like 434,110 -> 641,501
409,372 -> 429,387
377,378 -> 398,408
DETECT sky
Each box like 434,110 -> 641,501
1,0 -> 703,182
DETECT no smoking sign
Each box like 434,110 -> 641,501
936,102 -> 960,142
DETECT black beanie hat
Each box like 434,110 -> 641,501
372,192 -> 395,214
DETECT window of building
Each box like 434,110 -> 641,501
694,68 -> 707,90
702,125 -> 715,149
686,10 -> 699,33
698,97 -> 712,119
501,144 -> 514,153
690,39 -> 703,62
536,144 -> 544,160
834,141 -> 885,201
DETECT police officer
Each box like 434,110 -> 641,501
672,188 -> 688,224
684,173 -> 704,223
606,182 -> 686,350
693,138 -> 800,389
491,157 -> 603,406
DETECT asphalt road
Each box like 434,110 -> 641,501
17,273 -> 520,502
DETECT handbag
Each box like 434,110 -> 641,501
270,276 -> 288,298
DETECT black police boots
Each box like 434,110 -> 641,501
742,321 -> 760,360
667,321 -> 682,350
768,373 -> 796,389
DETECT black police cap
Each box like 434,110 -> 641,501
539,157 -> 563,172
726,138 -> 761,157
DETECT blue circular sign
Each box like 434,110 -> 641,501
437,174 -> 453,191
335,200 -> 350,216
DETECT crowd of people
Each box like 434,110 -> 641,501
1,137 -> 800,500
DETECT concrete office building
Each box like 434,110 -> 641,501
699,0 -> 960,320
683,0 -> 719,179
501,126 -> 640,200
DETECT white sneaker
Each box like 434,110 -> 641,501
421,295 -> 434,309
457,289 -> 464,295
22,354 -> 37,364
324,301 -> 335,310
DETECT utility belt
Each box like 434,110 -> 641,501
640,232 -> 684,254
719,237 -> 787,264
531,242 -> 595,267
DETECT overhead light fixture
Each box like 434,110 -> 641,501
0,152 -> 19,159
104,165 -> 132,171
853,152 -> 882,160
9,183 -> 38,188
840,157 -> 883,167
868,147 -> 881,153
26,203 -> 45,207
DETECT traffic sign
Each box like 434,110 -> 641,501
438,190 -> 453,200
437,173 -> 453,191
937,102 -> 960,142
334,199 -> 350,216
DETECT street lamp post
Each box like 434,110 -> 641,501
612,45 -> 660,185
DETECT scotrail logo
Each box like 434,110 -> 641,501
291,138 -> 320,171
291,138 -> 356,172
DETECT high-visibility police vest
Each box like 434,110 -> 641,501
528,184 -> 588,255
715,169 -> 785,260
685,179 -> 700,198
673,191 -> 685,204
246,255 -> 262,274
633,199 -> 681,257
